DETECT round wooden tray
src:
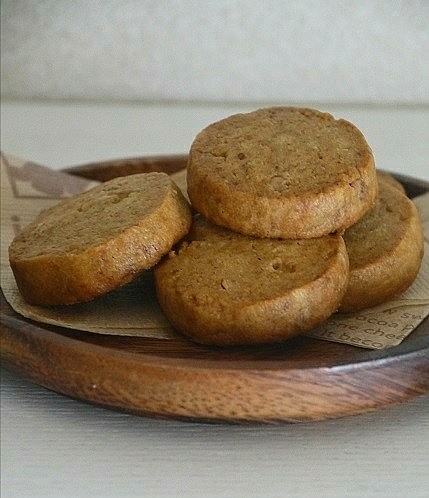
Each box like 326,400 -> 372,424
1,156 -> 428,423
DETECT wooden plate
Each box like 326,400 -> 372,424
1,156 -> 428,423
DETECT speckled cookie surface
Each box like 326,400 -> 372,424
340,181 -> 424,312
187,107 -> 377,238
9,172 -> 192,305
155,215 -> 349,346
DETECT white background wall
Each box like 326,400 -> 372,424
2,0 -> 428,104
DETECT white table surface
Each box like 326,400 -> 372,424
1,100 -> 428,498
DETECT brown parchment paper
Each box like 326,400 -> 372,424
1,152 -> 428,348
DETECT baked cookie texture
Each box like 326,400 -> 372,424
376,170 -> 406,194
340,180 -> 424,312
9,173 -> 192,305
187,107 -> 378,239
155,216 -> 349,346
9,105 -> 423,349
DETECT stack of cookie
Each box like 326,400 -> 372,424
154,107 -> 424,345
9,107 -> 424,347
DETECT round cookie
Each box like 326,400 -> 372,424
339,181 -> 424,312
155,216 -> 349,346
187,107 -> 377,239
9,172 -> 192,305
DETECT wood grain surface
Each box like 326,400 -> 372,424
1,156 -> 428,423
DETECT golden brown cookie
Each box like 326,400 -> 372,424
340,181 -> 424,312
187,106 -> 377,239
155,216 -> 349,345
377,170 -> 406,194
9,173 -> 192,305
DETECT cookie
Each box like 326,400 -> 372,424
9,172 -> 192,305
187,106 -> 377,239
339,181 -> 424,312
377,170 -> 406,194
154,216 -> 349,345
